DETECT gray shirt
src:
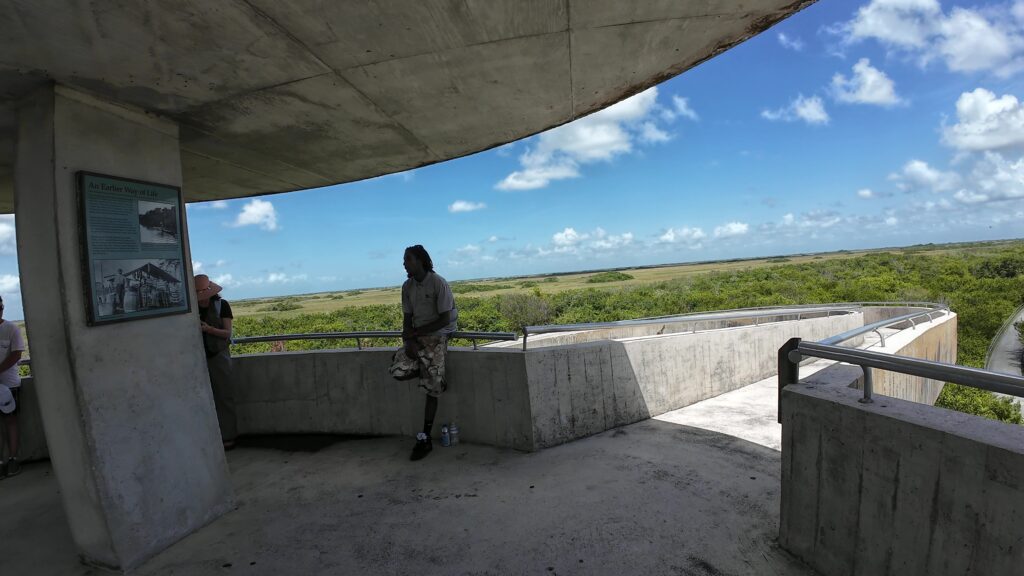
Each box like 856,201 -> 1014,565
402,271 -> 458,335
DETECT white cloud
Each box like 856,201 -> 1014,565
762,94 -> 830,125
455,244 -> 481,256
713,222 -> 749,238
214,259 -> 227,268
266,273 -> 307,284
590,228 -> 634,250
778,32 -> 804,51
658,226 -> 706,247
488,235 -> 499,243
885,216 -> 899,226
857,189 -> 875,199
953,190 -> 989,204
782,211 -> 844,229
0,275 -> 20,293
192,261 -> 203,273
964,151 -> 1024,203
211,200 -> 229,209
213,273 -> 236,287
672,96 -> 699,121
837,1 -> 1024,77
943,88 -> 1024,152
640,122 -> 671,143
496,87 -> 672,190
552,227 -> 586,247
889,159 -> 959,192
448,200 -> 487,213
232,199 -> 278,231
831,58 -> 903,106
0,215 -> 15,255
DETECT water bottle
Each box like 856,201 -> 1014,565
449,423 -> 460,446
440,425 -> 451,447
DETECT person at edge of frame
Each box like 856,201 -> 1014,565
195,274 -> 237,451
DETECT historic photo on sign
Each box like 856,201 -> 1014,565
138,200 -> 179,244
93,259 -> 186,318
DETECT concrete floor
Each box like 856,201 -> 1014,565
2,378 -> 822,576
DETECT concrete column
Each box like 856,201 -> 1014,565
14,85 -> 232,570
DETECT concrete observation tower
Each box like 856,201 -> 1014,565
0,1 -> 814,570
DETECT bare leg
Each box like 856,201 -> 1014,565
3,414 -> 17,458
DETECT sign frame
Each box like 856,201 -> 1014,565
77,171 -> 192,326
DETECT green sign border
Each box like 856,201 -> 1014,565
78,171 -> 192,326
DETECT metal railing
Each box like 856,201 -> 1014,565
232,330 -> 516,351
777,303 -> 1024,422
520,302 -> 940,351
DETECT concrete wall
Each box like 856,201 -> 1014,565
14,85 -> 231,570
489,310 -> 850,349
4,377 -> 47,462
780,373 -> 1024,576
869,313 -> 956,405
233,348 -> 534,451
228,314 -> 861,452
525,314 -> 863,448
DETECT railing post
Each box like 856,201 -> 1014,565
356,338 -> 362,350
860,366 -> 874,404
522,328 -> 528,352
471,338 -> 478,350
872,329 -> 886,347
778,338 -> 802,424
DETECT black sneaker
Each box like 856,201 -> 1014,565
5,458 -> 19,477
410,433 -> 432,461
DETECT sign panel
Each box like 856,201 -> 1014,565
78,172 -> 190,325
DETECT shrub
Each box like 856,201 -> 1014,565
258,298 -> 302,312
451,283 -> 515,294
497,293 -> 552,334
586,271 -> 634,283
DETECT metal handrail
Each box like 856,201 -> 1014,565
820,304 -> 949,346
232,330 -> 516,351
520,302 -> 947,351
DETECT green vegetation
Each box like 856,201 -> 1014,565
451,282 -> 515,294
586,271 -> 634,283
767,257 -> 791,263
542,276 -> 559,283
258,298 -> 303,312
229,241 -> 1024,424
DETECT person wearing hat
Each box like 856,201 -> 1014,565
0,295 -> 25,478
195,275 -> 237,450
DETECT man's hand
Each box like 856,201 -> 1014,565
403,337 -> 421,358
200,321 -> 211,334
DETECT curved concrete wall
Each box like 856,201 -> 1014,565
781,369 -> 1024,576
226,314 -> 862,451
15,308 -> 958,456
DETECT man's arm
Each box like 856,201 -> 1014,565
406,310 -> 451,337
0,350 -> 22,373
403,313 -> 415,339
202,317 -> 232,340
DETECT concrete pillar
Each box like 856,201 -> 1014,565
14,85 -> 232,570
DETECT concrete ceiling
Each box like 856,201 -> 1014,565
0,1 -> 815,211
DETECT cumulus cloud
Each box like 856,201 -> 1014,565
455,244 -> 482,256
835,0 -> 1024,77
211,200 -> 229,209
943,88 -> 1024,152
590,228 -> 634,251
0,215 -> 15,255
953,190 -> 989,204
889,159 -> 960,192
232,199 -> 278,231
496,87 -> 673,190
831,58 -> 903,106
213,273 -> 236,287
0,275 -> 20,293
713,222 -> 749,238
448,200 -> 487,213
778,32 -> 804,51
265,273 -> 307,284
552,227 -> 585,247
762,95 -> 830,125
672,96 -> 699,121
857,189 -> 875,199
782,211 -> 844,229
192,261 -> 203,273
658,226 -> 706,248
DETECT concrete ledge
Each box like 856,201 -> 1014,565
780,374 -> 1024,576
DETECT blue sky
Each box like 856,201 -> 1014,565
4,0 -> 1024,320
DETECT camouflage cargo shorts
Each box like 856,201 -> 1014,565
390,334 -> 448,397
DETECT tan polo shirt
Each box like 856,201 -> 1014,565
401,271 -> 458,334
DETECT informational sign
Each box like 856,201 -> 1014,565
78,172 -> 190,325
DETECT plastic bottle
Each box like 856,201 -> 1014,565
440,425 -> 451,447
449,423 -> 459,446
